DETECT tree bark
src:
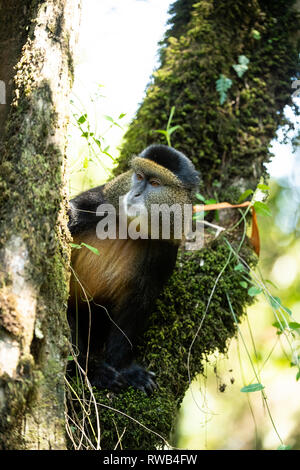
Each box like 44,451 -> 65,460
0,0 -> 80,450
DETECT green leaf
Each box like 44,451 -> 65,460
232,55 -> 249,78
216,74 -> 232,105
238,55 -> 250,66
195,193 -> 206,203
103,114 -> 122,129
257,183 -> 270,191
103,114 -> 114,123
277,445 -> 291,450
264,279 -> 278,290
193,212 -> 204,220
248,286 -> 262,296
272,321 -> 285,333
167,106 -> 176,127
238,189 -> 253,203
70,243 -> 82,250
289,322 -> 300,330
269,296 -> 282,309
240,281 -> 248,288
81,243 -> 100,255
253,201 -> 272,217
252,29 -> 261,40
83,156 -> 89,169
71,242 -> 99,255
232,64 -> 247,78
240,383 -> 264,393
118,113 -> 126,119
296,370 -> 300,381
283,306 -> 292,316
204,198 -> 217,205
77,114 -> 87,124
167,124 -> 182,135
291,357 -> 300,367
154,130 -> 168,136
234,263 -> 247,272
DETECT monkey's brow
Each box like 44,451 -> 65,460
138,171 -> 170,184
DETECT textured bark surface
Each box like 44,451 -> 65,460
0,0 -> 80,450
0,1 -> 32,138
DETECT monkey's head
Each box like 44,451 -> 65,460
103,145 -> 199,241
121,145 -> 199,241
126,144 -> 198,203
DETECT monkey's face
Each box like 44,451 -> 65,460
122,169 -> 193,241
124,171 -> 161,215
124,170 -> 191,208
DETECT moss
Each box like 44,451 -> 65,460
0,355 -> 35,449
114,0 -> 300,198
0,0 -> 72,449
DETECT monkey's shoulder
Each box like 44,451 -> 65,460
68,172 -> 134,235
68,184 -> 106,235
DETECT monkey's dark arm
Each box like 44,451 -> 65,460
68,185 -> 106,235
91,241 -> 179,394
91,295 -> 158,394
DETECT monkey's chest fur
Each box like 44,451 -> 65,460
70,232 -> 141,308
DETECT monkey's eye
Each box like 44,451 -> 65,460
136,172 -> 144,181
149,179 -> 161,187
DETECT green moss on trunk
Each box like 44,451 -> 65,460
115,0 -> 300,195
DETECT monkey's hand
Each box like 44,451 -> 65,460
91,362 -> 127,392
120,364 -> 157,396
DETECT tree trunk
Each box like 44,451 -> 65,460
0,0 -> 80,450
